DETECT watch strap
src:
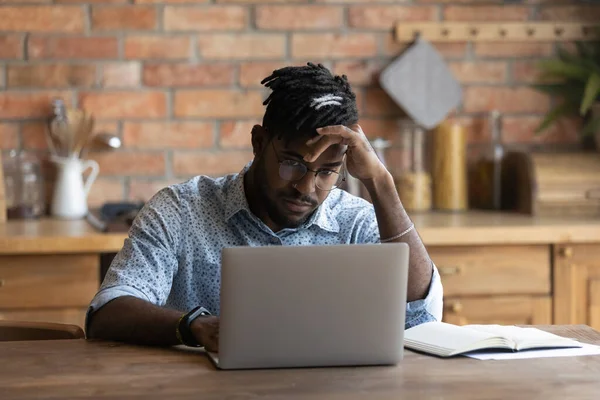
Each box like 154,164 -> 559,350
176,306 -> 211,347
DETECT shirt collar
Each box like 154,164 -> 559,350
224,163 -> 340,234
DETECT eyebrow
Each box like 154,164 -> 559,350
281,150 -> 344,168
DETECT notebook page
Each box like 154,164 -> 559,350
405,322 -> 499,354
464,325 -> 581,349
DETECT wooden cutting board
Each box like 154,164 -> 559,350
501,151 -> 600,217
0,153 -> 6,223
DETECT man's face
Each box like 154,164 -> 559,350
253,132 -> 346,230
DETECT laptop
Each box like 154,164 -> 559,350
207,242 -> 409,370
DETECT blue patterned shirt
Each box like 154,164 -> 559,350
87,164 -> 443,331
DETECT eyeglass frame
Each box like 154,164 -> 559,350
270,140 -> 346,191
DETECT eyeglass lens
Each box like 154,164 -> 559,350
279,161 -> 343,190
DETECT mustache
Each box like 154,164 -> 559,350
281,192 -> 318,206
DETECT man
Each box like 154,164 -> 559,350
86,63 -> 443,351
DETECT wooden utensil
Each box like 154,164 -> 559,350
0,152 -> 5,223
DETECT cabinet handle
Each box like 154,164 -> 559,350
559,247 -> 573,258
446,302 -> 463,314
439,266 -> 463,276
0,279 -> 4,288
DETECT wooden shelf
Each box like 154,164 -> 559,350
395,22 -> 600,43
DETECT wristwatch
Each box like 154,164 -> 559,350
176,306 -> 212,347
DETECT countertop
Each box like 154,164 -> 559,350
1,212 -> 600,255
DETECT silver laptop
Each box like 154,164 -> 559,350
207,242 -> 409,370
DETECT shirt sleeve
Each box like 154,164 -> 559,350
85,187 -> 183,332
354,206 -> 444,329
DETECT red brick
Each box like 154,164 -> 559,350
463,87 -> 550,113
164,6 -> 247,31
220,120 -> 260,148
356,118 -> 401,141
21,122 -> 50,150
239,62 -> 282,88
511,61 -> 559,84
87,178 -> 125,208
444,6 -> 530,21
539,5 -> 600,22
101,62 -> 141,88
90,151 -> 166,176
448,61 -> 507,84
0,124 -> 19,150
292,33 -> 377,59
92,6 -> 157,31
21,120 -> 120,151
79,92 -> 167,118
256,6 -> 342,30
383,34 -> 467,58
7,64 -> 96,88
123,121 -> 214,149
28,36 -> 119,60
173,151 -> 253,177
143,64 -> 234,87
452,116 -> 492,144
0,6 -> 84,33
198,34 -> 285,60
174,90 -> 264,118
0,92 -> 71,119
217,0 -> 303,2
333,61 -> 383,87
416,0 -> 498,2
0,0 -> 52,3
124,35 -> 191,60
348,6 -> 437,29
0,35 -> 23,60
502,115 -> 580,145
136,0 -> 208,3
57,0 -> 127,3
474,43 -> 554,58
364,88 -> 405,118
128,179 -> 183,202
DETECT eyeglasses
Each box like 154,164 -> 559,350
271,141 -> 345,191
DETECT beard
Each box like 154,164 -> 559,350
253,155 -> 318,230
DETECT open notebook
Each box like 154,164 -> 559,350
404,322 -> 583,357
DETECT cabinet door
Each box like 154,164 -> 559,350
554,244 -> 600,331
443,296 -> 552,326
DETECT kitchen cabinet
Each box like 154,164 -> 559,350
554,244 -> 600,331
0,213 -> 599,330
429,244 -> 552,326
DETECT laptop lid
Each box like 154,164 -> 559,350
212,242 -> 409,370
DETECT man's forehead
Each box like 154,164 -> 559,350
279,137 -> 347,160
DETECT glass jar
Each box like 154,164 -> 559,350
2,150 -> 46,219
393,119 -> 432,212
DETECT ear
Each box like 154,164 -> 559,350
251,125 -> 269,156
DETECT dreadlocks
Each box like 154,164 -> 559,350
260,62 -> 359,142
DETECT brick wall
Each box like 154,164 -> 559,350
1,1 -> 599,206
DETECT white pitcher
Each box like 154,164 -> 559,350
50,156 -> 99,219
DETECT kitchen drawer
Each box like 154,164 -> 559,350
442,296 -> 552,326
429,245 -> 550,296
0,255 -> 99,309
0,308 -> 87,328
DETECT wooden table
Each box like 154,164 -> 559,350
1,325 -> 599,399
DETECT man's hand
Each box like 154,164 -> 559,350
190,316 -> 219,352
304,124 -> 388,183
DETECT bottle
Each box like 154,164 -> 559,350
432,119 -> 468,211
469,110 -> 504,210
394,119 -> 432,212
2,150 -> 46,219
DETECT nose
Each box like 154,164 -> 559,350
293,172 -> 316,195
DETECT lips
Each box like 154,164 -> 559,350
282,198 -> 313,213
